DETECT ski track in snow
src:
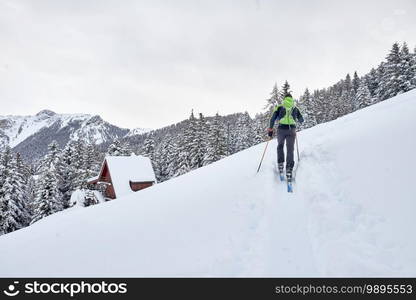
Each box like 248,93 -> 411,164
295,137 -> 404,276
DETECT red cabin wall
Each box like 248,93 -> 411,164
105,185 -> 116,199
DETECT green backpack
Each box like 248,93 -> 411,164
275,96 -> 296,125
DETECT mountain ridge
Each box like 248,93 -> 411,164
0,109 -> 149,161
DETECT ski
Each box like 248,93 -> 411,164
287,182 -> 293,193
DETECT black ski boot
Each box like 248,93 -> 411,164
278,163 -> 284,181
286,167 -> 293,193
286,168 -> 293,183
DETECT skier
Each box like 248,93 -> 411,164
267,93 -> 304,182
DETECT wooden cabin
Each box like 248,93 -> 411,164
87,155 -> 156,200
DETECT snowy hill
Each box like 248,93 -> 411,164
0,90 -> 415,277
0,110 -> 147,161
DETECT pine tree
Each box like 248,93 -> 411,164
0,155 -> 29,234
252,114 -> 266,144
58,140 -> 81,207
341,73 -> 355,114
399,42 -> 415,92
412,46 -> 416,88
204,113 -> 227,165
364,68 -> 379,98
59,141 -> 77,197
298,88 -> 317,129
355,81 -> 372,109
280,81 -> 292,98
234,112 -> 254,152
264,83 -> 281,111
376,42 -> 402,100
25,176 -> 37,220
40,141 -> 60,173
107,139 -> 131,156
167,138 -> 180,179
79,143 -> 100,190
142,138 -> 156,160
181,111 -> 198,170
352,71 -> 360,94
0,147 -> 13,190
154,134 -> 174,182
31,164 -> 63,224
173,134 -> 190,177
190,113 -> 207,168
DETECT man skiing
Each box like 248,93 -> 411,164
267,93 -> 304,182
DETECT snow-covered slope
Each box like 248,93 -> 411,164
0,90 -> 415,277
0,110 -> 146,161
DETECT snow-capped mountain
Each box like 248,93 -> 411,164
0,90 -> 415,277
0,110 -> 144,161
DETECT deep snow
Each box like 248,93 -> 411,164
0,90 -> 415,277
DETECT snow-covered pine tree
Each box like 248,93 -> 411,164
340,73 -> 355,115
352,71 -> 360,95
227,120 -> 238,155
355,81 -> 373,109
0,147 -> 13,190
412,46 -> 416,88
252,114 -> 266,145
40,141 -> 60,173
182,111 -> 200,170
107,139 -> 131,156
264,83 -> 281,111
153,134 -> 174,182
71,141 -> 89,190
280,81 -> 292,98
78,143 -> 101,190
25,176 -> 37,220
298,88 -> 317,129
312,89 -> 328,124
190,113 -> 207,169
142,137 -> 156,161
142,136 -> 160,178
31,163 -> 63,225
14,153 -> 31,225
173,133 -> 190,177
167,139 -> 180,179
204,113 -> 227,165
365,68 -> 379,99
234,112 -> 254,152
376,42 -> 402,100
260,84 -> 282,136
0,155 -> 29,234
58,140 -> 81,207
399,42 -> 415,92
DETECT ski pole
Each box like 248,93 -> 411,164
295,133 -> 300,163
256,138 -> 271,173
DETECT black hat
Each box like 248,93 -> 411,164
285,92 -> 292,98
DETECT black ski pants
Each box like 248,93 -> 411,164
277,128 -> 296,170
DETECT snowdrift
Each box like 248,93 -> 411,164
1,90 -> 416,277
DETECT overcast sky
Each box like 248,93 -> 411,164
1,0 -> 415,129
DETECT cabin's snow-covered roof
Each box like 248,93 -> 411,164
105,155 -> 156,198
